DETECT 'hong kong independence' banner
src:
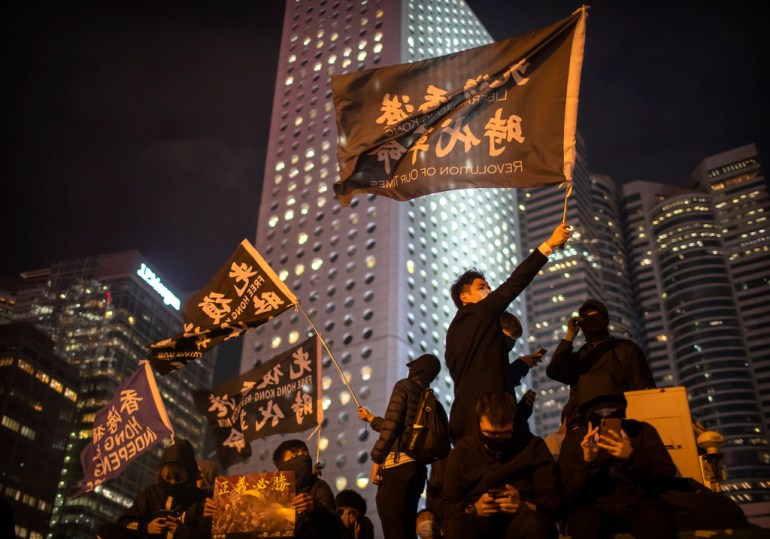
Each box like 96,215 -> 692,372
74,362 -> 174,497
193,336 -> 322,467
331,8 -> 587,206
149,239 -> 298,374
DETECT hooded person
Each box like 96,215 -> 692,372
545,299 -> 655,429
97,439 -> 210,539
557,386 -> 679,539
442,391 -> 560,539
271,439 -> 352,539
356,353 -> 442,539
335,489 -> 375,539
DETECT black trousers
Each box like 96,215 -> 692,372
444,509 -> 557,539
375,461 -> 427,539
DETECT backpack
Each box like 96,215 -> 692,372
404,385 -> 451,464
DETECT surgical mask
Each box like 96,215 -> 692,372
477,288 -> 491,301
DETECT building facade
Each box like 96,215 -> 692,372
235,0 -> 532,528
0,322 -> 79,539
11,252 -> 215,538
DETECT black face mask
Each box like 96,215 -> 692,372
581,313 -> 609,340
479,431 -> 514,454
278,454 -> 314,493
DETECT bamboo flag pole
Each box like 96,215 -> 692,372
298,304 -> 361,408
561,181 -> 573,224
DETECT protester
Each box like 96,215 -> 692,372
272,439 -> 351,539
335,489 -> 375,539
445,223 -> 571,441
357,353 -> 442,539
442,391 -> 560,539
558,386 -> 678,539
415,508 -> 442,538
545,299 -> 655,429
96,439 -> 210,539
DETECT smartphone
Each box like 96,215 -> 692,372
600,417 -> 622,438
535,347 -> 547,356
487,489 -> 507,500
159,508 -> 181,519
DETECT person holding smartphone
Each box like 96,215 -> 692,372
558,386 -> 678,539
442,391 -> 560,539
97,439 -> 210,539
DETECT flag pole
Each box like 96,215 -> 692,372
298,304 -> 361,408
561,181 -> 573,224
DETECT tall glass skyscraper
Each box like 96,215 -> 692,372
11,251 -> 215,538
236,0 -> 530,526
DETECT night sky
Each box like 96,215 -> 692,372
4,0 -> 768,296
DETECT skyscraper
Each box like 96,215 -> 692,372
236,0 -> 530,525
11,251 -> 215,538
620,144 -> 770,514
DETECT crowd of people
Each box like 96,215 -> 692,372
96,222 -> 753,538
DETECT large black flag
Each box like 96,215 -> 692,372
332,8 -> 587,206
149,239 -> 297,374
193,336 -> 322,467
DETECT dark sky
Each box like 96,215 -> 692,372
4,0 -> 768,296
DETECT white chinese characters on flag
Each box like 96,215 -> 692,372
74,362 -> 174,498
149,239 -> 297,374
193,336 -> 322,467
331,8 -> 587,206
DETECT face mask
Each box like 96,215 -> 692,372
416,521 -> 435,537
278,454 -> 313,492
480,431 -> 514,454
580,313 -> 609,340
477,288 -> 491,301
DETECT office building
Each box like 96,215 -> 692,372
0,322 -> 78,539
235,0 -> 529,526
11,251 -> 215,538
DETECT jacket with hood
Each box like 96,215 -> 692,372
546,299 -> 655,426
558,387 -> 676,514
445,249 -> 548,441
370,354 -> 441,465
442,415 -> 561,519
116,440 -> 210,538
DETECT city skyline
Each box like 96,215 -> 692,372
3,1 -> 768,293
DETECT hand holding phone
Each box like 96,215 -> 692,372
599,417 -> 622,439
535,347 -> 547,356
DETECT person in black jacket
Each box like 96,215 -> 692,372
442,391 -> 560,539
558,387 -> 678,539
445,223 -> 571,442
357,353 -> 442,539
545,298 -> 655,429
272,439 -> 352,539
97,439 -> 210,539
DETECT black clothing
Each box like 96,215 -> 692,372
295,476 -> 352,539
98,441 -> 209,539
445,509 -> 556,539
558,419 -> 677,539
371,355 -> 440,464
370,355 -> 439,538
445,249 -> 548,440
376,461 -> 426,539
442,422 -> 560,525
546,337 -> 654,427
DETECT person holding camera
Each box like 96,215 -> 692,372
558,385 -> 678,539
442,391 -> 560,539
545,299 -> 655,430
97,439 -> 210,539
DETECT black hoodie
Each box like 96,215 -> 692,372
114,440 -> 210,538
370,354 -> 441,464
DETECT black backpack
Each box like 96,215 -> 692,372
404,385 -> 451,464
